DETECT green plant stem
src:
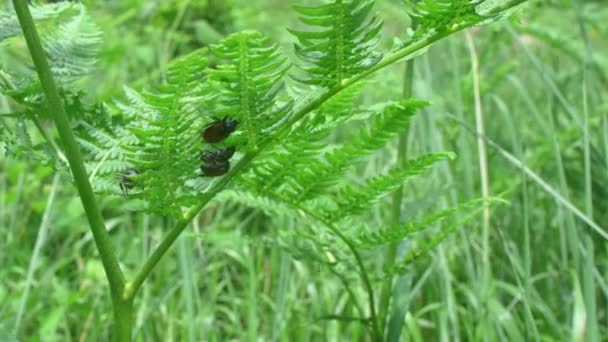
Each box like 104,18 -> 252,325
160,0 -> 192,77
296,206 -> 382,341
12,0 -> 128,339
330,267 -> 366,318
378,57 -> 416,334
15,174 -> 60,332
465,29 -> 493,338
573,2 -> 599,340
112,297 -> 134,341
484,0 -> 528,15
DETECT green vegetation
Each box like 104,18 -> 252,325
1,0 -> 606,341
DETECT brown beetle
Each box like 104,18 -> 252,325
202,117 -> 238,143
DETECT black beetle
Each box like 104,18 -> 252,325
202,117 -> 238,143
200,146 -> 236,163
201,160 -> 230,177
119,168 -> 139,196
200,146 -> 235,177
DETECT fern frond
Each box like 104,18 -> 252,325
207,31 -> 290,151
217,190 -> 353,269
239,127 -> 330,195
216,189 -> 302,219
391,201 -> 492,274
241,84 -> 368,193
322,152 -> 455,221
123,91 -> 200,215
116,87 -> 168,128
273,228 -> 346,267
289,0 -> 383,88
75,50 -> 210,214
284,99 -> 428,203
0,3 -> 77,42
163,48 -> 210,94
76,120 -> 135,193
0,116 -> 59,167
0,4 -> 101,96
42,7 -> 102,85
89,175 -> 122,194
77,122 -> 128,160
406,0 -> 483,41
309,81 -> 368,131
356,198 -> 487,247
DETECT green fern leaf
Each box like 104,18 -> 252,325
406,0 -> 484,41
239,127 -> 330,196
43,8 -> 102,84
216,189 -> 301,219
207,31 -> 290,151
391,202 -> 491,273
0,4 -> 101,96
309,81 -> 369,131
356,198 -> 488,247
1,116 -> 59,168
322,152 -> 455,221
0,3 -> 77,42
289,0 -> 383,88
285,99 -> 428,203
75,50 -> 210,214
124,91 -> 201,215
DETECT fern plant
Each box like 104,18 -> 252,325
3,0 -> 528,340
288,0 -> 383,88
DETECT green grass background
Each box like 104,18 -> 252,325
1,0 -> 607,340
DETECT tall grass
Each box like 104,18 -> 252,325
2,0 -> 606,340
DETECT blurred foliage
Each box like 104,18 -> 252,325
1,0 -> 607,341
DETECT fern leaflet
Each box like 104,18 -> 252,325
289,0 -> 383,88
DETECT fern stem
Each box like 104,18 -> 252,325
112,296 -> 134,341
12,0 -> 127,338
484,0 -> 528,16
295,206 -> 382,341
330,267 -> 366,319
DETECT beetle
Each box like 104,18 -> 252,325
201,160 -> 230,177
119,168 -> 139,196
200,146 -> 236,163
200,146 -> 235,177
202,117 -> 238,143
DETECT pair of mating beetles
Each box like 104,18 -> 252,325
119,117 -> 238,195
200,117 -> 238,176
